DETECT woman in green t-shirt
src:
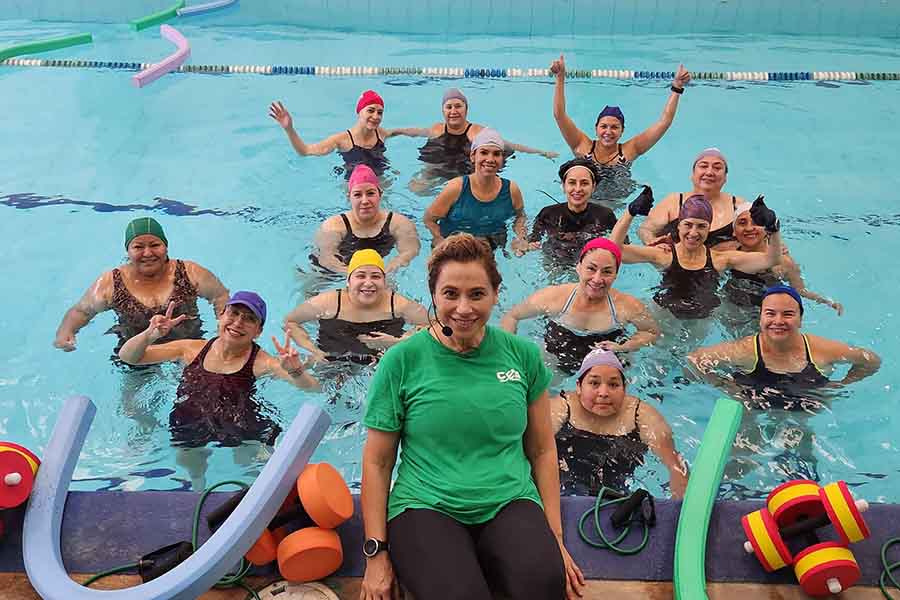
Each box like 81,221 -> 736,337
360,234 -> 585,600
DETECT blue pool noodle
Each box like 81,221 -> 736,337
23,395 -> 330,600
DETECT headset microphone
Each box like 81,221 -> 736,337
430,293 -> 453,337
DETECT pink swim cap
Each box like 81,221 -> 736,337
579,237 -> 622,269
348,164 -> 380,192
356,90 -> 384,113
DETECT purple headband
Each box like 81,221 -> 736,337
596,105 -> 625,126
679,194 -> 713,223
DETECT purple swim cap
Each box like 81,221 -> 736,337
693,147 -> 728,172
576,349 -> 625,382
679,194 -> 714,223
595,105 -> 625,126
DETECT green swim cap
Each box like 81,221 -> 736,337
125,217 -> 168,249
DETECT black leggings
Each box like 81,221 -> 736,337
387,499 -> 566,600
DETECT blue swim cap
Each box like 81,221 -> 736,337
596,105 -> 625,126
761,285 -> 803,314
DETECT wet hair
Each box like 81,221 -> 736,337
558,157 -> 599,184
427,233 -> 502,294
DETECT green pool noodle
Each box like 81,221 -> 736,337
131,1 -> 186,31
0,33 -> 92,62
673,397 -> 743,600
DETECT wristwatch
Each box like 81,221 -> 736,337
363,538 -> 389,558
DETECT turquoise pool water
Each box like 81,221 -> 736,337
1,20 -> 898,499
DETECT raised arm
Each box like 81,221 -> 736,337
719,230 -> 782,274
269,101 -> 346,156
624,65 -> 691,158
499,286 -> 558,333
283,295 -> 331,362
423,177 -> 463,247
54,273 -> 113,351
261,333 -> 320,390
505,141 -> 558,160
385,213 -> 420,274
637,402 -> 689,499
550,55 -> 591,155
118,302 -> 194,365
638,192 -> 679,244
185,261 -> 230,315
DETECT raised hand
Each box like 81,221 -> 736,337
53,332 -> 77,352
146,301 -> 188,342
550,54 -> 567,80
272,332 -> 305,376
750,195 -> 779,233
268,101 -> 293,130
672,64 -> 691,89
628,185 -> 655,217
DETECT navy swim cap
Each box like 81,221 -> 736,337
762,284 -> 804,314
596,105 -> 625,126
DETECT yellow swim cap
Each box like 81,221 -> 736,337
347,249 -> 385,277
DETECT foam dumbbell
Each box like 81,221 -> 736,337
0,442 -> 40,510
766,479 -> 825,527
793,541 -> 861,597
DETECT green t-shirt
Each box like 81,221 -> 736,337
364,326 -> 553,524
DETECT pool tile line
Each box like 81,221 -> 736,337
2,59 -> 899,81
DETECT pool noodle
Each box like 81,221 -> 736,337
673,397 -> 742,600
130,1 -> 186,31
0,33 -> 92,62
177,0 -> 238,17
22,395 -> 330,600
132,25 -> 190,88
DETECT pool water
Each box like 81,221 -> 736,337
1,20 -> 898,499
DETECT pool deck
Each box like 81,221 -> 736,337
1,492 -> 898,598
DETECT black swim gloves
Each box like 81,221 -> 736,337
750,195 -> 779,233
628,185 -> 654,217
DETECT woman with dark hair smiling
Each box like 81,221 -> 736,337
360,234 -> 584,600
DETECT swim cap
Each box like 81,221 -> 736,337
693,147 -> 728,172
225,290 -> 267,325
442,88 -> 467,106
678,194 -> 713,223
579,237 -> 622,269
348,164 -> 380,192
577,348 -> 625,382
356,90 -> 384,114
762,284 -> 804,314
733,200 -> 753,226
558,157 -> 599,183
347,248 -> 385,277
595,105 -> 625,126
470,127 -> 504,152
125,217 -> 168,249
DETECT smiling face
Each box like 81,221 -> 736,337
218,304 -> 263,344
563,166 -> 596,211
576,248 -> 619,300
348,183 -> 382,222
691,157 -> 727,193
733,211 -> 765,250
432,260 -> 497,342
759,294 -> 803,342
594,116 -> 624,148
677,217 -> 710,248
127,234 -> 168,276
357,103 -> 384,130
576,365 -> 626,417
347,265 -> 386,307
442,99 -> 467,128
470,144 -> 504,176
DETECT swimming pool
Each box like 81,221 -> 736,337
1,13 -> 898,500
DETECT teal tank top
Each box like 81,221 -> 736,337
440,176 -> 515,238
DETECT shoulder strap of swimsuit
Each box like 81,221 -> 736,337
751,334 -> 762,373
390,291 -> 396,318
173,259 -> 195,294
801,334 -> 827,375
346,130 -> 355,145
588,140 -> 597,156
463,123 -> 472,134
606,292 -> 621,326
618,143 -> 624,158
194,337 -> 217,366
633,399 -> 641,425
239,342 -> 261,377
560,286 -> 579,315
678,193 -> 683,208
376,130 -> 383,143
334,289 -> 343,319
111,267 -> 125,291
383,211 -> 394,230
732,195 -> 737,208
561,392 -> 573,425
340,213 -> 353,235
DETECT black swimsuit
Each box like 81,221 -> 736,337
544,288 -> 628,375
529,203 -> 618,264
338,130 -> 388,177
653,243 -> 721,319
583,142 -> 636,201
663,193 -> 738,247
556,394 -> 648,496
336,212 -> 396,263
317,290 -> 406,363
732,334 -> 830,410
417,123 -> 472,179
723,250 -> 782,307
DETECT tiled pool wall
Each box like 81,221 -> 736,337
2,0 -> 900,37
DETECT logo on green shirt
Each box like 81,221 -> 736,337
496,369 -> 522,383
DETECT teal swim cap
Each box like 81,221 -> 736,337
125,217 -> 168,249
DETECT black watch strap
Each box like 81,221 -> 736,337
363,538 -> 389,558
670,84 -> 684,94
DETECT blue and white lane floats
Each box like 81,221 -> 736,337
23,395 -> 330,600
133,25 -> 190,88
177,0 -> 238,17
